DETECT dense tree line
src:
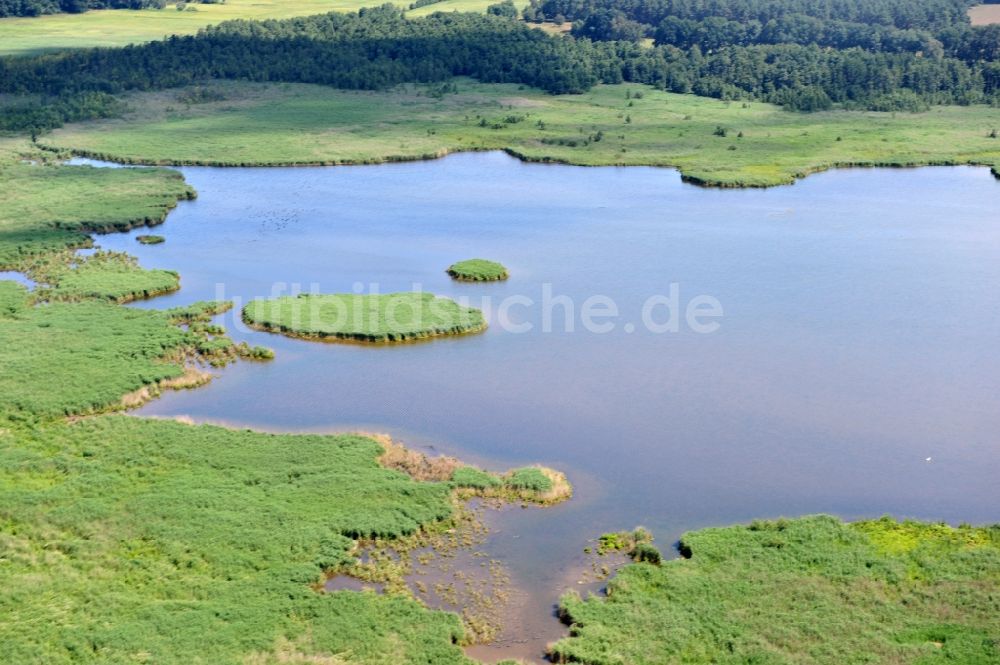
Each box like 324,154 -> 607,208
528,0 -> 1000,65
0,91 -> 124,134
530,0 -> 976,32
0,4 -> 997,115
0,8 -> 607,95
0,0 -> 164,18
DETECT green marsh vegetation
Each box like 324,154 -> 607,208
22,249 -> 180,302
243,291 -> 488,343
0,281 -> 262,420
0,245 -> 564,662
448,258 -> 509,281
0,417 -> 518,663
136,233 -> 165,244
329,433 -> 571,642
44,80 -> 1000,187
0,138 -> 194,266
550,515 -> 1000,664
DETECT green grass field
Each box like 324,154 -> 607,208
447,259 -> 509,282
43,80 -> 1000,187
243,292 -> 487,343
550,515 -> 1000,664
0,0 -> 522,56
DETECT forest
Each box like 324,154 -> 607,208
0,0 -> 165,18
0,0 -> 998,127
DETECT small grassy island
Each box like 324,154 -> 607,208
243,292 -> 487,343
136,234 -> 165,245
447,258 -> 509,282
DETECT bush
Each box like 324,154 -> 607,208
451,466 -> 502,489
486,0 -> 517,18
632,542 -> 662,564
504,467 -> 553,492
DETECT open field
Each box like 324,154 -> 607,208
551,515 -> 1000,664
970,4 -> 1000,25
43,80 -> 1000,188
0,0 -> 523,56
243,292 -> 487,343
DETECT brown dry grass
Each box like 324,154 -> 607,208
120,366 -> 211,408
970,4 -> 1000,25
534,467 -> 573,503
369,432 -> 463,482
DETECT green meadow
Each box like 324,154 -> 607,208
243,292 -> 487,343
551,515 -> 1000,664
0,0 -> 523,56
45,80 -> 1000,187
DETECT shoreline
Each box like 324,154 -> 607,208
45,143 -> 1000,190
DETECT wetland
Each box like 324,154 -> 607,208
74,151 -> 1000,661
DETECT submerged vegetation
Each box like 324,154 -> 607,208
447,258 -> 509,281
243,292 -> 488,343
42,80 -> 1000,187
550,515 -> 1000,664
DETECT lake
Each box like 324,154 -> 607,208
80,152 -> 1000,661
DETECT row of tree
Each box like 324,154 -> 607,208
0,4 -> 997,114
0,0 -> 165,18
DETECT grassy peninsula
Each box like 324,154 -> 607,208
550,515 -> 1000,664
0,417 -> 570,664
44,80 -> 1000,188
448,259 -> 509,282
0,139 -> 194,267
24,250 -> 180,302
243,292 -> 487,343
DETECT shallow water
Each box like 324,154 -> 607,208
0,270 -> 36,290
84,153 -> 1000,661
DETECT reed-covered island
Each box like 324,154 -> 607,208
447,258 -> 510,281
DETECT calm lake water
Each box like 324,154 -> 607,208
81,153 -> 1000,661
